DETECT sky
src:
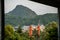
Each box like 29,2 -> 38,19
5,0 -> 58,15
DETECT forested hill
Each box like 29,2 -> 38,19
37,13 -> 59,25
5,5 -> 37,19
5,5 -> 59,26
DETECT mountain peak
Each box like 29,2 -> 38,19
15,5 -> 27,10
6,5 -> 37,18
16,5 -> 25,8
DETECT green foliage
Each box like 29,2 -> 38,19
4,21 -> 58,40
14,32 -> 23,40
5,24 -> 31,40
40,21 -> 58,40
5,13 -> 58,26
16,25 -> 22,33
5,24 -> 22,40
5,24 -> 14,36
5,24 -> 15,40
33,29 -> 37,36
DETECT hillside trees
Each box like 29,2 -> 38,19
4,24 -> 22,40
16,25 -> 22,33
40,21 -> 58,40
4,21 -> 58,40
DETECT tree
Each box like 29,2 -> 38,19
16,25 -> 22,33
14,32 -> 23,40
5,24 -> 23,40
5,24 -> 15,40
44,21 -> 58,40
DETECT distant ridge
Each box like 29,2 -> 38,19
5,5 -> 58,26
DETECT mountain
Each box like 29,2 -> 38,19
5,5 -> 59,26
38,13 -> 59,25
5,5 -> 37,18
5,5 -> 37,26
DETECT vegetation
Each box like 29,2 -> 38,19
5,5 -> 58,26
5,13 -> 58,26
40,21 -> 58,40
4,21 -> 58,40
5,5 -> 58,40
4,25 -> 30,40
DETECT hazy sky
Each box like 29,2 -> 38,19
5,0 -> 58,15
